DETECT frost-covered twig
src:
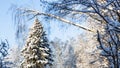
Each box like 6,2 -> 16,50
18,8 -> 95,33
97,28 -> 120,68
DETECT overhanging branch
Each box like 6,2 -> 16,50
19,8 -> 95,33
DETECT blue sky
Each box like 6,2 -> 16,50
0,0 -> 15,45
0,0 -> 85,46
0,0 -> 37,46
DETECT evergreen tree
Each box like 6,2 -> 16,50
0,39 -> 9,68
21,19 -> 53,68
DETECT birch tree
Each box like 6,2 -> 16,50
39,0 -> 120,67
13,0 -> 120,67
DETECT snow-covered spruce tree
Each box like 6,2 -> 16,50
21,19 -> 53,68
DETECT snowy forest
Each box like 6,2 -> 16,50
0,0 -> 120,68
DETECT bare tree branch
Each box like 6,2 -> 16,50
18,8 -> 95,32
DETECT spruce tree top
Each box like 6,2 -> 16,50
21,18 -> 53,68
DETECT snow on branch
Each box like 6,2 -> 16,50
17,8 -> 95,33
97,28 -> 120,68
